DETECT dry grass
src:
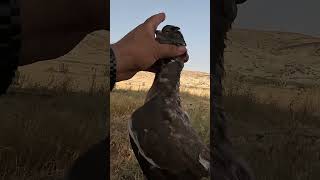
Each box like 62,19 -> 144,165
114,71 -> 210,97
110,73 -> 320,179
223,76 -> 320,180
0,70 -> 107,180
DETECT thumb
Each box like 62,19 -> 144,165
144,12 -> 166,32
157,43 -> 187,59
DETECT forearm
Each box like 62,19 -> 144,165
109,45 -> 135,91
19,0 -> 109,65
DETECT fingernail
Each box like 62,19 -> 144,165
159,12 -> 165,16
178,46 -> 187,53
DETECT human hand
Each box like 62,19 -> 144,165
110,13 -> 187,82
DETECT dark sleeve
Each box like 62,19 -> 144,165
110,47 -> 116,91
0,0 -> 21,95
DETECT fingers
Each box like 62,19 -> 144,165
144,12 -> 166,32
157,43 -> 187,59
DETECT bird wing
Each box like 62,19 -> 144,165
129,95 -> 209,177
129,95 -> 192,173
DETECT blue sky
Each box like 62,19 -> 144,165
110,0 -> 210,73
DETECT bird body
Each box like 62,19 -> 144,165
128,25 -> 209,180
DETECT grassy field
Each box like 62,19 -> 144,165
0,30 -> 108,180
222,29 -> 320,180
0,71 -> 107,180
110,74 -> 320,180
2,69 -> 319,180
110,87 -> 210,180
1,29 -> 320,179
223,77 -> 320,180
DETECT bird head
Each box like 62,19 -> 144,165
155,25 -> 187,46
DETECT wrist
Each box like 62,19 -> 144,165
110,47 -> 116,90
110,43 -> 136,81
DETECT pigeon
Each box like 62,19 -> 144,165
128,25 -> 210,180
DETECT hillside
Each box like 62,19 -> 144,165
14,28 -> 320,90
226,28 -> 320,87
12,30 -> 109,92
